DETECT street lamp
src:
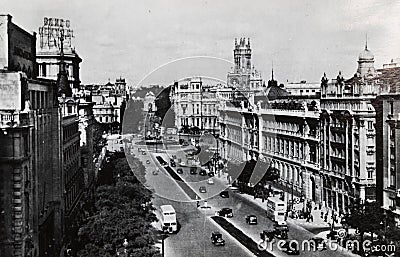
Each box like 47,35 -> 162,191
380,212 -> 388,239
161,227 -> 169,257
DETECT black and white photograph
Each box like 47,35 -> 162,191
1,1 -> 400,256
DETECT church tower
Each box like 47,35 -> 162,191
233,38 -> 252,73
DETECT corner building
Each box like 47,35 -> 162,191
320,44 -> 383,213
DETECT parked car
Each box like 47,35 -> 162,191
176,168 -> 183,174
190,167 -> 197,175
199,186 -> 207,193
326,230 -> 339,240
146,160 -> 151,164
217,208 -> 233,218
199,169 -> 207,176
170,159 -> 176,167
142,151 -> 147,155
245,215 -> 258,225
219,190 -> 229,198
211,232 -> 225,246
171,155 -> 177,159
260,229 -> 275,242
208,171 -> 215,177
207,178 -> 214,185
281,240 -> 300,255
179,161 -> 186,166
309,237 -> 327,251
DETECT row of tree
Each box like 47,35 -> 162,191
76,153 -> 160,257
343,201 -> 400,255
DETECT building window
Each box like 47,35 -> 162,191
67,106 -> 73,114
41,63 -> 47,77
367,121 -> 373,130
390,101 -> 394,115
367,169 -> 373,179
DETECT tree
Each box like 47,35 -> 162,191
76,155 -> 160,256
346,201 -> 384,251
93,120 -> 107,156
154,86 -> 172,123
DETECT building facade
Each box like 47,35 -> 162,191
36,17 -> 82,93
0,72 -> 63,257
91,79 -> 127,126
319,44 -> 382,213
284,81 -> 320,96
171,78 -> 231,132
0,15 -> 66,257
374,62 -> 400,227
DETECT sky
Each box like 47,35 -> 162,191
3,0 -> 400,87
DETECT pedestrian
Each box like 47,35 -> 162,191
320,210 -> 323,218
310,214 -> 314,222
196,201 -> 200,208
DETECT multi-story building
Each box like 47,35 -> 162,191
77,98 -> 95,194
171,78 -> 231,132
36,17 -> 82,94
320,43 -> 383,213
218,39 -> 321,202
284,81 -> 320,96
0,14 -> 65,257
374,60 -> 400,226
91,79 -> 127,126
219,79 -> 320,201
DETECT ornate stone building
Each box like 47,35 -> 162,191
320,44 -> 382,213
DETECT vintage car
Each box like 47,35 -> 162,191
260,229 -> 275,242
199,169 -> 207,176
245,215 -> 258,225
190,167 -> 197,175
199,186 -> 207,193
219,190 -> 229,198
217,208 -> 233,218
211,232 -> 225,246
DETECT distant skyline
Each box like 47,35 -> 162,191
3,0 -> 400,87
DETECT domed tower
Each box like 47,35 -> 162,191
357,40 -> 376,78
233,37 -> 252,73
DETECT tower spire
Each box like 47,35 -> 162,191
57,29 -> 72,97
365,33 -> 368,50
271,60 -> 274,80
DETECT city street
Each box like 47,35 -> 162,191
130,137 -> 358,257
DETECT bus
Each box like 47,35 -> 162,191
160,205 -> 177,233
266,197 -> 287,222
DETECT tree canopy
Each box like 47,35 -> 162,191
76,155 -> 160,257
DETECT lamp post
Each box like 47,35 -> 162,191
161,227 -> 169,257
380,212 -> 387,239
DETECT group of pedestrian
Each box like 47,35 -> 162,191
305,212 -> 314,222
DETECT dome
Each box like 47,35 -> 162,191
359,47 -> 374,60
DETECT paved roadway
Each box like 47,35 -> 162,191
127,137 -> 356,257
